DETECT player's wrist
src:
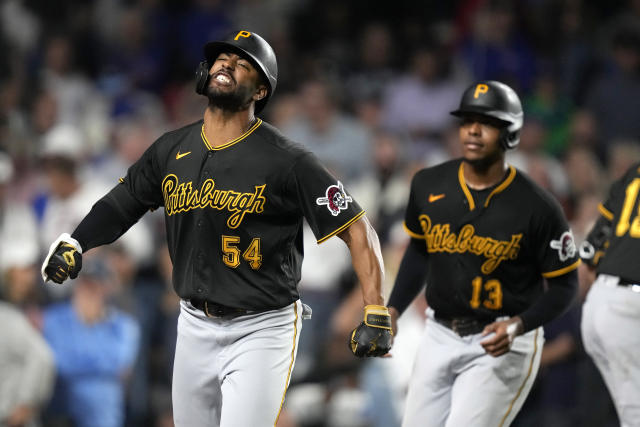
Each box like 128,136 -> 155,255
363,305 -> 392,330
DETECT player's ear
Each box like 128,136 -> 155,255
253,84 -> 268,102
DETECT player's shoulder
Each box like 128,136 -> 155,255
511,166 -> 564,213
156,119 -> 202,144
411,158 -> 461,185
254,120 -> 314,160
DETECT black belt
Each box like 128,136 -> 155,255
618,278 -> 640,287
190,298 -> 251,318
434,315 -> 493,337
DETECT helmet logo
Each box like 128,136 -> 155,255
474,84 -> 489,98
234,31 -> 252,41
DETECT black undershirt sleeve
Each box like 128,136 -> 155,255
387,238 -> 429,315
518,269 -> 578,332
71,184 -> 150,252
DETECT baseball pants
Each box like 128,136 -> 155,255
402,308 -> 543,427
172,299 -> 302,427
582,274 -> 640,427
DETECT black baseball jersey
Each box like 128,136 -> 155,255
120,118 -> 363,310
403,159 -> 580,320
582,162 -> 640,282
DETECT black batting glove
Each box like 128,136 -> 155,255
41,233 -> 83,284
349,305 -> 393,357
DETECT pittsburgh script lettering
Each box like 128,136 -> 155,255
418,214 -> 522,274
162,174 -> 266,229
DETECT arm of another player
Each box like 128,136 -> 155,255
338,215 -> 393,357
387,238 -> 429,337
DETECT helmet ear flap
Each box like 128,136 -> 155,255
500,129 -> 520,150
195,61 -> 210,95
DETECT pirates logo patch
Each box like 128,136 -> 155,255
550,231 -> 577,262
316,181 -> 352,216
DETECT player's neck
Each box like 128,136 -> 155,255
462,159 -> 507,190
203,107 -> 257,147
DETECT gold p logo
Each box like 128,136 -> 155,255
474,84 -> 489,98
234,31 -> 252,41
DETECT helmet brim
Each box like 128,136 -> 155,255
450,106 -> 522,131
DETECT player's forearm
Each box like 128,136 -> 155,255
518,270 -> 578,332
387,238 -> 428,316
72,184 -> 148,251
339,216 -> 385,306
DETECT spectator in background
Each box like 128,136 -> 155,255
522,71 -> 574,158
582,22 -> 640,160
454,0 -> 537,93
0,152 -> 45,320
39,33 -> 109,156
506,118 -> 570,207
349,129 -> 410,245
0,301 -> 55,427
380,43 -> 465,162
42,257 -> 140,427
282,79 -> 371,182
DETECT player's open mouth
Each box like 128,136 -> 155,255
212,71 -> 234,86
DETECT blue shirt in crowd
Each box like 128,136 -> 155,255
43,303 -> 140,427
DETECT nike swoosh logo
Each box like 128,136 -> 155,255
176,150 -> 191,160
428,193 -> 445,203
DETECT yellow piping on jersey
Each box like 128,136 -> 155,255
274,302 -> 299,427
403,222 -> 425,239
498,328 -> 540,427
484,166 -> 516,207
597,203 -> 614,221
201,118 -> 262,151
458,163 -> 476,211
541,259 -> 581,278
458,163 -> 517,210
317,210 -> 366,244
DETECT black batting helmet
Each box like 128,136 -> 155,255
450,80 -> 523,149
196,30 -> 278,114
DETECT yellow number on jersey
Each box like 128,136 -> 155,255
470,277 -> 503,310
616,178 -> 640,238
242,238 -> 262,270
222,235 -> 241,268
222,236 -> 262,269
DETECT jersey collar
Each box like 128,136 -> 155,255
458,162 -> 516,211
201,118 -> 262,151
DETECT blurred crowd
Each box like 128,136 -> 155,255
1,0 -> 639,426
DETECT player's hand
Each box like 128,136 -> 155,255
349,305 -> 393,357
480,316 -> 523,357
41,233 -> 83,284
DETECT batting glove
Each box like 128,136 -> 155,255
350,305 -> 393,357
41,233 -> 83,284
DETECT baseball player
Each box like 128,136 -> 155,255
40,30 -> 392,427
387,81 -> 580,426
580,162 -> 640,427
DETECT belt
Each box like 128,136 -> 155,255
434,315 -> 493,337
190,298 -> 252,318
618,278 -> 640,292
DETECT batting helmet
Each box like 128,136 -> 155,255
450,80 -> 523,149
195,30 -> 278,114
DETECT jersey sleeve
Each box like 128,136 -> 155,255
403,173 -> 424,239
534,199 -> 581,278
580,163 -> 637,267
120,140 -> 164,209
289,153 -> 364,243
